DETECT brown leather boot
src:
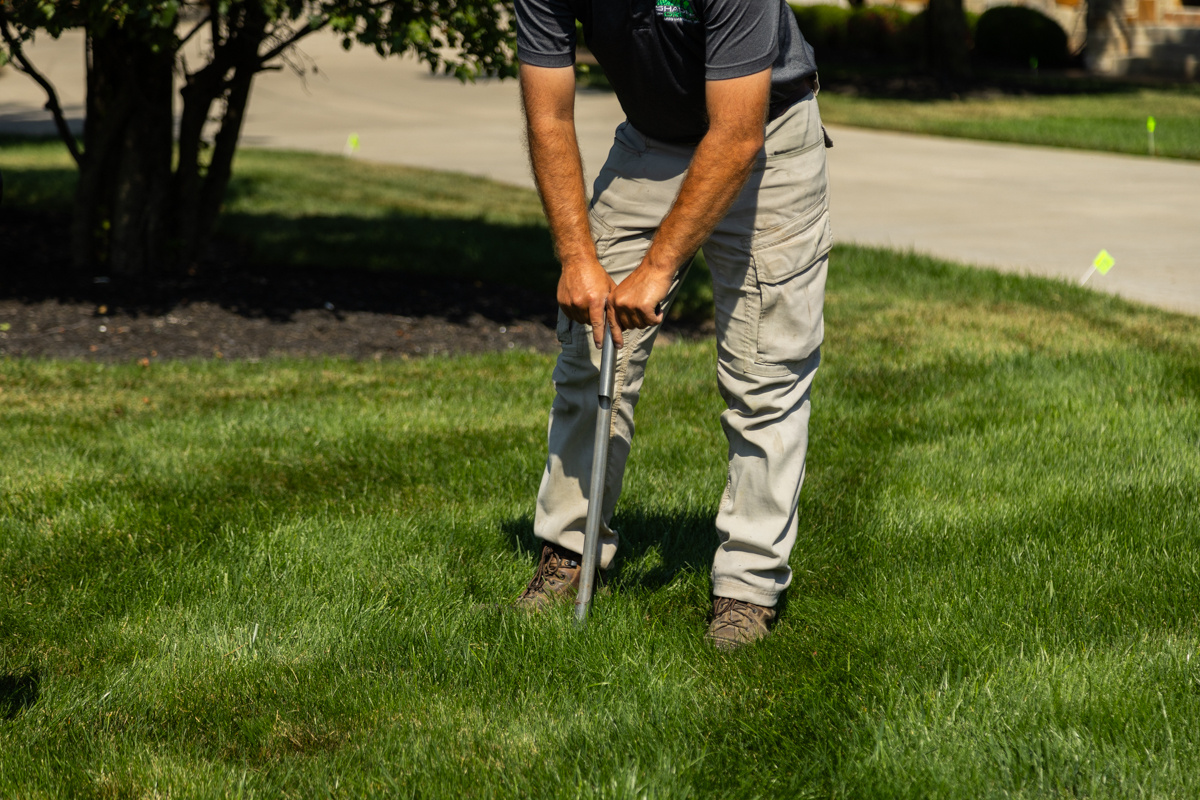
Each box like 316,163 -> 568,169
705,596 -> 776,650
515,542 -> 595,611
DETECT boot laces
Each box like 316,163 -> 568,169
711,597 -> 760,633
519,547 -> 577,600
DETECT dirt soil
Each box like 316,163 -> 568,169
1,210 -> 707,362
0,294 -> 560,362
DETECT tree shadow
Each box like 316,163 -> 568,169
1124,29 -> 1200,81
0,671 -> 40,720
0,143 -> 564,319
0,116 -> 84,139
1,176 -> 562,326
216,209 -> 559,292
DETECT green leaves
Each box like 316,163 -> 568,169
4,0 -> 187,44
4,0 -> 516,81
151,1 -> 179,30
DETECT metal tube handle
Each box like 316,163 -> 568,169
574,324 -> 617,627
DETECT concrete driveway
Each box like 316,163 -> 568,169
2,30 -> 1198,316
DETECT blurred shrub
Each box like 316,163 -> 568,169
846,6 -> 915,60
791,4 -> 854,56
974,5 -> 1069,68
670,250 -> 714,323
900,8 -> 980,62
791,3 -> 946,63
574,61 -> 612,90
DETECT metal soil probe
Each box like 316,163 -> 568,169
574,323 -> 617,627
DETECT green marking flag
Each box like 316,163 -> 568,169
1093,250 -> 1115,274
1147,116 -> 1157,133
346,133 -> 361,154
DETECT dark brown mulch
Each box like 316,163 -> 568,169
0,271 -> 564,363
0,210 -> 708,362
0,295 -> 561,362
0,208 -> 567,361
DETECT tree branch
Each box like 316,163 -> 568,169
178,12 -> 212,47
0,12 -> 82,165
252,1 -> 396,72
254,16 -> 330,70
251,0 -> 419,75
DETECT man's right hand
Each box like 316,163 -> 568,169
558,259 -> 622,349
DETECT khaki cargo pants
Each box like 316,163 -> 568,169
533,93 -> 831,608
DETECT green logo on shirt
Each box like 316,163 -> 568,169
656,0 -> 699,23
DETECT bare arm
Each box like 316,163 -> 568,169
610,69 -> 772,331
520,63 -> 620,348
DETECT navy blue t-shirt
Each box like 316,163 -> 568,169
516,0 -> 818,143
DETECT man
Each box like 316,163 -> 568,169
514,0 -> 831,650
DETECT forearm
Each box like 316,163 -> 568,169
525,116 -> 596,270
521,63 -> 620,345
521,63 -> 596,272
635,70 -> 771,287
642,129 -> 762,280
608,70 -> 769,331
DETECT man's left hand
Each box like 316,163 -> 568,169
610,256 -> 675,330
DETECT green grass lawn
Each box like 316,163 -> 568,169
4,248 -> 1200,796
818,83 -> 1200,160
3,139 -> 1200,796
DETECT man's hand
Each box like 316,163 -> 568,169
558,258 -> 621,348
609,69 -> 772,334
609,254 -> 672,331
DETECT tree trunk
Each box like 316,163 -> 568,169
175,62 -> 226,271
70,27 -> 174,280
175,2 -> 268,269
195,66 -> 257,259
925,0 -> 972,86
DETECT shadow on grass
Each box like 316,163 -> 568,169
496,431 -> 892,610
500,508 -> 719,592
0,672 -> 40,719
215,210 -> 559,296
1,162 -> 561,323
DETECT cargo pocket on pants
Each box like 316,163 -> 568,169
748,203 -> 831,376
555,311 -> 589,356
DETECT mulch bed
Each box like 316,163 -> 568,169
1,210 -> 707,362
0,294 -> 560,362
0,272 -> 563,363
0,208 -> 560,361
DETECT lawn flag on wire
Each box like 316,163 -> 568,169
1080,250 -> 1115,286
